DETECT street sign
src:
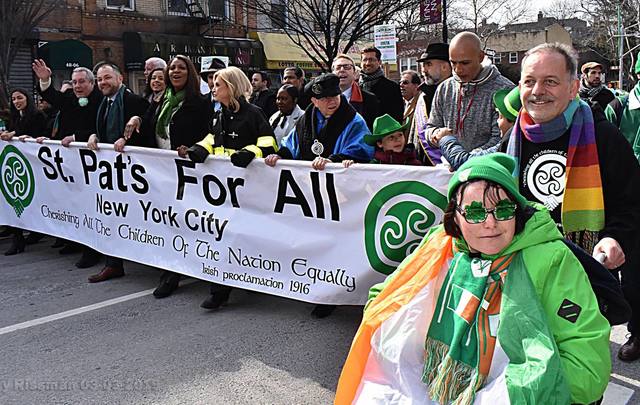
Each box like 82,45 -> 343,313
374,24 -> 397,63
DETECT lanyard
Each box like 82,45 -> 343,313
456,85 -> 477,137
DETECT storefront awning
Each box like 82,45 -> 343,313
37,39 -> 93,70
123,32 -> 263,71
254,32 -> 367,71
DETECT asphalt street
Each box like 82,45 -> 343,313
1,235 -> 639,405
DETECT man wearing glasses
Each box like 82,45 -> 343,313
332,54 -> 379,131
399,70 -> 421,141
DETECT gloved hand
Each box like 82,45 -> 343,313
230,149 -> 256,168
187,144 -> 209,163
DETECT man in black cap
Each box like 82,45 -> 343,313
264,73 -> 374,318
579,61 -> 615,110
409,43 -> 452,164
201,57 -> 227,116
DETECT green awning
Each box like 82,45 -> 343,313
37,39 -> 93,70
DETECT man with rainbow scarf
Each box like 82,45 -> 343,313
507,43 -> 640,361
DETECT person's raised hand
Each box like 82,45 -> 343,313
32,59 -> 52,82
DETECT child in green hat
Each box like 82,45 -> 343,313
343,114 -> 422,167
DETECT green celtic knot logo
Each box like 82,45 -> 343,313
0,145 -> 35,217
364,181 -> 447,275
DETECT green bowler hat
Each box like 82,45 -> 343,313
364,114 -> 409,146
493,87 -> 521,123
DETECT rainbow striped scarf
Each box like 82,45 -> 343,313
508,99 -> 604,234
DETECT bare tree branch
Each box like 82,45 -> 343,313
0,0 -> 62,109
235,0 -> 424,70
449,0 -> 533,43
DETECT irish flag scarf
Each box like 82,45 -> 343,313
422,251 -> 513,404
507,99 -> 604,243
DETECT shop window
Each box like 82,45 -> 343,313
107,0 -> 134,10
509,52 -> 518,64
167,0 -> 187,14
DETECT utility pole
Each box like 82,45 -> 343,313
442,0 -> 448,43
618,1 -> 624,88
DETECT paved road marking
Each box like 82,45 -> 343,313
604,381 -> 635,404
0,280 -> 197,336
611,373 -> 640,388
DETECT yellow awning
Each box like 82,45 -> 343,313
253,32 -> 367,70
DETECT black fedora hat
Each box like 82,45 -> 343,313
417,43 -> 450,63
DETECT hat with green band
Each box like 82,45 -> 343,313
447,152 -> 528,208
492,87 -> 521,123
364,114 -> 409,146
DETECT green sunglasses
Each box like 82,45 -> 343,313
455,199 -> 517,224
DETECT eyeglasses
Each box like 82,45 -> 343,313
334,64 -> 354,71
455,200 -> 517,224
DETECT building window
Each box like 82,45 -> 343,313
509,52 -> 518,64
208,0 -> 229,18
107,0 -> 134,10
167,0 -> 187,14
314,2 -> 327,31
270,0 -> 287,28
399,57 -> 418,72
492,53 -> 502,64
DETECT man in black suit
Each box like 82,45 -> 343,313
332,54 -> 380,131
249,71 -> 277,118
359,46 -> 404,123
86,62 -> 149,283
33,59 -> 106,263
33,59 -> 103,145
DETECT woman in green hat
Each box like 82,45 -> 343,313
336,153 -> 610,405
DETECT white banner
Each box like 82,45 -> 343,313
0,140 -> 452,305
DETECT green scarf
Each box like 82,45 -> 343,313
155,88 -> 185,139
422,208 -> 570,405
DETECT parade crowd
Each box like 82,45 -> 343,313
2,30 -> 640,404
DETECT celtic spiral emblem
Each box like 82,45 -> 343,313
0,145 -> 35,217
364,181 -> 447,275
525,152 -> 566,211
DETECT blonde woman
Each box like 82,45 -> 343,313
186,66 -> 278,310
187,66 -> 277,167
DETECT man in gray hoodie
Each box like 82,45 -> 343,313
425,32 -> 513,165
